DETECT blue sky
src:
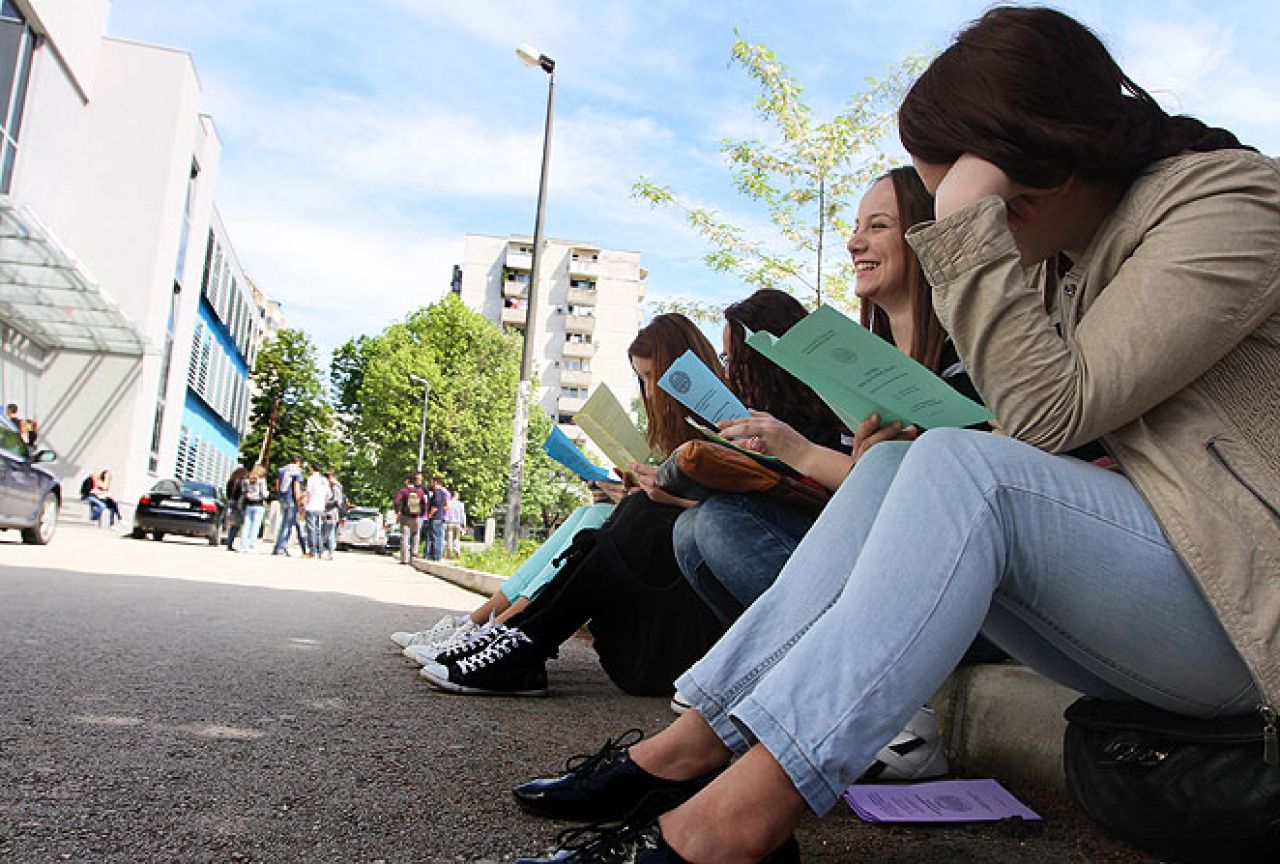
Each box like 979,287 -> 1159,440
105,1 -> 1280,358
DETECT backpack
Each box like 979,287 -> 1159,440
404,491 -> 422,517
80,475 -> 94,497
327,484 -> 346,512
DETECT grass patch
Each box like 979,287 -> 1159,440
458,540 -> 541,577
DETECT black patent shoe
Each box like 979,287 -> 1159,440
513,807 -> 803,864
513,729 -> 718,822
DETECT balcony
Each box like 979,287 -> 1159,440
562,340 -> 595,359
564,314 -> 595,333
567,286 -> 597,306
559,368 -> 592,388
559,395 -> 587,414
501,306 -> 527,327
506,248 -> 533,269
569,256 -> 599,278
503,280 -> 528,299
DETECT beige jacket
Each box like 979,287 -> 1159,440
907,149 -> 1280,708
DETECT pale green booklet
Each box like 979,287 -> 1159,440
573,383 -> 655,474
745,305 -> 993,429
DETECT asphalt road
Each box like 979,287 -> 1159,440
0,524 -> 1161,863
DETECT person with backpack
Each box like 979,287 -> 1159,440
80,469 -> 120,528
392,476 -> 427,565
223,465 -> 249,551
272,455 -> 306,556
239,464 -> 269,553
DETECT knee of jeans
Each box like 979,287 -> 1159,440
673,507 -> 702,574
901,428 -> 996,484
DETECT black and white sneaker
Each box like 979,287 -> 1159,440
856,705 -> 949,782
420,626 -> 548,696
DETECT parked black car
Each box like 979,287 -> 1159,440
132,479 -> 226,545
0,415 -> 60,544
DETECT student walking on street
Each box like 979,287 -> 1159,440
393,477 -> 427,565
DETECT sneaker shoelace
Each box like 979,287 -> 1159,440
561,728 -> 645,779
543,791 -> 685,863
435,620 -> 505,662
455,628 -> 533,675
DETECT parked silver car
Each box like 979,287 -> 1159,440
335,506 -> 387,553
0,415 -> 60,544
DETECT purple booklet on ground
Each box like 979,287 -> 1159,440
844,779 -> 1041,823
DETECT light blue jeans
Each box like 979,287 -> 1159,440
677,429 -> 1259,815
304,510 -> 325,556
500,504 -> 615,602
241,504 -> 265,551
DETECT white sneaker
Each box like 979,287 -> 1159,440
669,689 -> 693,716
857,706 -> 949,782
403,617 -> 501,666
390,613 -> 470,649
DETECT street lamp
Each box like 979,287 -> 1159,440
409,373 -> 430,474
503,43 -> 555,551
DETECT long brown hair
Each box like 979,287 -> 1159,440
899,6 -> 1249,189
723,289 -> 843,439
859,166 -> 946,372
628,313 -> 724,457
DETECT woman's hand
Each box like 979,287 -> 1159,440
852,414 -> 920,462
629,463 -> 695,508
932,153 -> 1021,221
589,480 -> 626,504
717,410 -> 810,468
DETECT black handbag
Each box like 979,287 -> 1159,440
1062,697 -> 1280,860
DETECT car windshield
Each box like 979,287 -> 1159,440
347,508 -> 379,520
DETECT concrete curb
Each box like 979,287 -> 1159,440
415,557 -> 1073,792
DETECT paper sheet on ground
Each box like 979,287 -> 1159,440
657,349 -> 750,423
573,384 -> 655,474
745,305 -> 992,429
844,779 -> 1040,823
542,425 -> 614,483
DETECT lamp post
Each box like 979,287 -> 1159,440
503,43 -> 555,551
409,373 -> 430,474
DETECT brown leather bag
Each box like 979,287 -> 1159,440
656,439 -> 830,513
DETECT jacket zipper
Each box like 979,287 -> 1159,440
1207,439 -> 1279,519
1261,704 -> 1279,766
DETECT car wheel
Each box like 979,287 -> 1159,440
131,527 -> 146,539
20,493 -> 59,545
152,531 -> 165,541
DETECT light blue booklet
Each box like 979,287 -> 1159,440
542,425 -> 614,483
745,305 -> 993,430
658,349 -> 750,423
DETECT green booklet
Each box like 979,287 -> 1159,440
745,305 -> 993,430
573,383 -> 656,475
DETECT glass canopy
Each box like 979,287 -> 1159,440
0,197 -> 147,356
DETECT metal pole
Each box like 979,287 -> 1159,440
410,375 -> 430,474
504,59 -> 555,552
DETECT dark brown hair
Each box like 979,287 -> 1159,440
628,313 -> 723,457
858,167 -> 947,372
899,6 -> 1249,188
723,289 -> 844,437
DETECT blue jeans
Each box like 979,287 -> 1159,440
426,518 -> 446,560
273,502 -> 298,553
241,504 -> 265,551
674,495 -> 819,626
677,430 -> 1258,815
323,518 -> 337,555
499,504 -> 615,602
304,510 -> 325,555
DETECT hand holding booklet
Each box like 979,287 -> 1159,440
657,350 -> 750,424
745,305 -> 992,430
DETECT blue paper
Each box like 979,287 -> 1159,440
658,349 -> 750,423
542,425 -> 613,483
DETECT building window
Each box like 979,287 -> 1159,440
0,2 -> 35,194
565,332 -> 592,344
560,386 -> 588,399
569,278 -> 596,291
568,305 -> 594,317
562,358 -> 590,372
556,413 -> 576,425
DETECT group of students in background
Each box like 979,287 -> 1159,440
383,7 -> 1278,862
392,474 -> 466,564
220,455 -> 347,558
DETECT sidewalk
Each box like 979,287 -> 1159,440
410,557 -> 1077,793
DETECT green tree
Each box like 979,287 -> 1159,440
240,328 -> 340,472
333,294 -> 584,525
634,34 -> 929,318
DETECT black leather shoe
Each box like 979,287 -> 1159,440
514,809 -> 803,863
513,729 -> 718,822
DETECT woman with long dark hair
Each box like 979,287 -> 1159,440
509,7 -> 1279,862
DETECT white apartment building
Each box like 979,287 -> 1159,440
455,235 -> 645,437
0,0 -> 258,512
